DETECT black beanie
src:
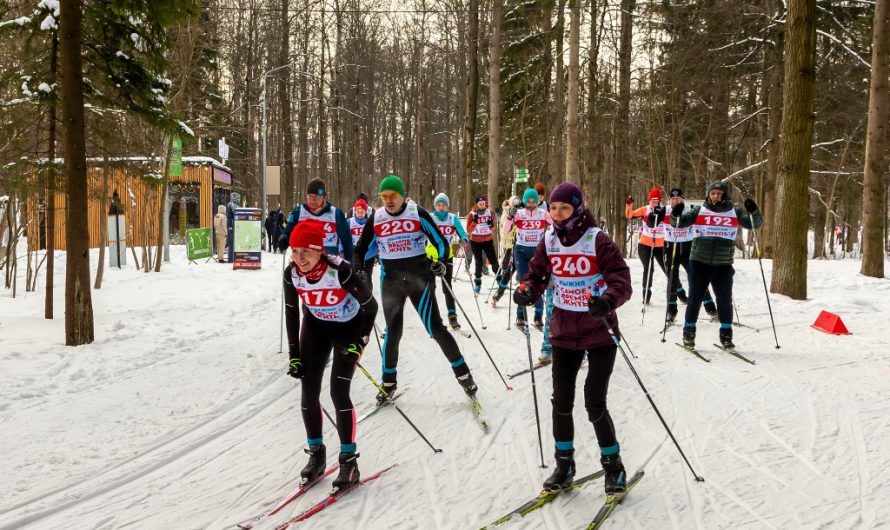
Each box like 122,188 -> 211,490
669,187 -> 684,198
307,178 -> 326,196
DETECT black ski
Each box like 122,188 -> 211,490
356,390 -> 405,424
585,470 -> 645,530
479,470 -> 605,528
674,343 -> 711,363
508,361 -> 551,379
713,344 -> 756,365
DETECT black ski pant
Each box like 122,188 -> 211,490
300,315 -> 362,451
380,259 -> 470,385
470,240 -> 499,289
683,260 -> 734,337
638,243 -> 666,299
664,242 -> 715,314
551,345 -> 619,452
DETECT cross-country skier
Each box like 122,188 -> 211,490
352,175 -> 478,403
283,220 -> 378,491
663,187 -> 717,324
349,197 -> 377,285
625,187 -> 668,304
491,195 -> 519,306
466,195 -> 500,294
514,181 -> 633,495
671,181 -> 763,349
431,193 -> 469,330
278,178 -> 354,259
504,188 -> 552,330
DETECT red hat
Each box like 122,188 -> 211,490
354,198 -> 368,211
289,220 -> 325,251
648,187 -> 663,201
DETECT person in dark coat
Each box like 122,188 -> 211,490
264,210 -> 277,252
514,181 -> 633,496
226,192 -> 240,263
277,178 -> 353,258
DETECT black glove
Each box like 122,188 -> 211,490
344,342 -> 364,359
277,237 -> 289,253
744,198 -> 758,213
587,296 -> 611,318
646,206 -> 666,227
430,260 -> 446,277
513,284 -> 534,306
471,211 -> 479,222
354,267 -> 368,284
507,207 -> 517,218
671,203 -> 684,218
287,357 -> 304,379
626,195 -> 634,205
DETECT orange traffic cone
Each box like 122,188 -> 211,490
811,310 -> 851,335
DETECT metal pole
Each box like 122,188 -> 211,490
262,74 -> 268,218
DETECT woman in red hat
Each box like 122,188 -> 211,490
625,187 -> 669,304
283,220 -> 378,492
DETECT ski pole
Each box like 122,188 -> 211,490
372,323 -> 384,355
520,287 -> 547,469
751,228 -> 780,349
597,314 -> 705,481
507,268 -> 513,330
661,239 -> 680,343
355,360 -> 443,454
733,297 -> 742,327
483,276 -> 499,303
472,287 -> 487,329
322,406 -> 336,427
440,279 -> 513,391
279,252 -> 287,353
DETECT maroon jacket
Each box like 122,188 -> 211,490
523,209 -> 632,350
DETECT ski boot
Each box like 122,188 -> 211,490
473,279 -> 482,294
543,448 -> 576,491
331,452 -> 360,491
533,314 -> 544,331
644,289 -> 652,305
666,309 -> 677,325
676,288 -> 688,304
719,327 -> 735,350
376,382 -> 397,405
448,313 -> 461,331
515,316 -> 527,331
704,300 -> 719,321
457,373 -> 478,398
491,285 -> 506,306
537,351 -> 553,365
601,453 -> 627,494
300,444 -> 327,484
682,326 -> 696,349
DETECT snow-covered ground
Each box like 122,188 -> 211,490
1,246 -> 889,530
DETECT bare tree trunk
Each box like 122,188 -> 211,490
487,0 -> 503,205
154,138 -> 173,272
462,0 -> 480,209
771,0 -> 816,300
564,0 -> 581,183
547,0 -> 566,184
614,0 -> 635,255
94,160 -> 109,289
297,7 -> 310,200
45,32 -> 58,320
60,0 -> 94,345
861,0 -> 889,278
761,1 -> 784,258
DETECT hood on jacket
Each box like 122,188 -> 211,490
217,205 -> 226,216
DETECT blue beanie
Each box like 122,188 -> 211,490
522,188 -> 539,205
434,193 -> 450,208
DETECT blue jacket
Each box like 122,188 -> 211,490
279,202 -> 354,257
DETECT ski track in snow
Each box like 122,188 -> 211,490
2,248 -> 890,529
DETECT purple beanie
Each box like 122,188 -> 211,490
549,182 -> 584,213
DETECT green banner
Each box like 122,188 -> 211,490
169,135 -> 183,176
186,227 -> 212,261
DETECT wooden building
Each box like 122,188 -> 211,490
27,156 -> 234,251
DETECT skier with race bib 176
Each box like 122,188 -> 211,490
670,180 -> 762,349
513,182 -> 633,495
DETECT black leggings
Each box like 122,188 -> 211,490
470,240 -> 499,286
381,266 -> 469,384
638,244 -> 666,295
551,345 -> 619,450
684,260 -> 734,332
438,260 -> 456,315
299,316 -> 361,450
664,242 -> 714,309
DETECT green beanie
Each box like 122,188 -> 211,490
379,174 -> 406,196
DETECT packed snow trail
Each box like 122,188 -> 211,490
1,249 -> 889,528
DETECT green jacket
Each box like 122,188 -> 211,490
674,199 -> 763,265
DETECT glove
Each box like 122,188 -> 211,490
671,203 -> 684,218
355,267 -> 368,284
345,342 -> 364,359
646,206 -> 666,227
744,198 -> 758,213
287,357 -> 304,379
277,237 -> 289,253
587,296 -> 611,318
430,260 -> 446,277
471,211 -> 479,222
513,284 -> 534,306
507,207 -> 517,218
625,195 -> 634,205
